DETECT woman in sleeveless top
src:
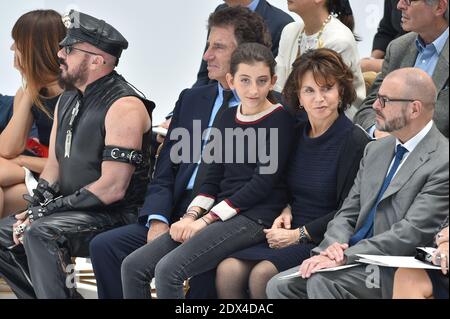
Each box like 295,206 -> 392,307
0,10 -> 66,218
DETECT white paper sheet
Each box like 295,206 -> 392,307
278,264 -> 360,280
355,254 -> 443,270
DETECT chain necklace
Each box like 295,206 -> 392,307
297,14 -> 333,57
64,99 -> 81,158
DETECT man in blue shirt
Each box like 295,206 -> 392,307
193,0 -> 293,87
89,6 -> 272,299
354,0 -> 449,138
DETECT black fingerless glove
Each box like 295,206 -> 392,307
23,178 -> 60,206
26,188 -> 105,222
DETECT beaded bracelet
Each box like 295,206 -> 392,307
186,208 -> 201,218
182,212 -> 198,220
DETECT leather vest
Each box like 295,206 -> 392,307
55,71 -> 155,211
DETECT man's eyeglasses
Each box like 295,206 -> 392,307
376,94 -> 415,108
62,45 -> 106,64
403,0 -> 422,6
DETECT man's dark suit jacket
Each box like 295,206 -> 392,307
193,0 -> 294,88
138,84 -> 219,224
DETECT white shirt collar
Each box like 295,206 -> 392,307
395,120 -> 433,153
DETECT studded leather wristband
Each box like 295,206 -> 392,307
103,146 -> 144,167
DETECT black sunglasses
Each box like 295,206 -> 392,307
63,45 -> 106,64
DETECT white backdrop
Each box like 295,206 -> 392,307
0,0 -> 384,123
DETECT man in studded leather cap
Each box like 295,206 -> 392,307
0,10 -> 155,299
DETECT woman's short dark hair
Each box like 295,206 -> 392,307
230,43 -> 276,77
282,48 -> 356,113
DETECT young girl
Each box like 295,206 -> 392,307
216,48 -> 371,299
120,42 -> 295,299
274,0 -> 365,110
0,10 -> 65,218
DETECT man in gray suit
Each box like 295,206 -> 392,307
354,0 -> 449,138
267,68 -> 449,299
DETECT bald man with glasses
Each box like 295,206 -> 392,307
267,68 -> 449,299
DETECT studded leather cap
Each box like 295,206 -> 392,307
60,10 -> 128,58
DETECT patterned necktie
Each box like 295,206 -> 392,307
349,144 -> 408,246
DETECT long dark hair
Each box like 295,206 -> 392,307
12,10 -> 66,116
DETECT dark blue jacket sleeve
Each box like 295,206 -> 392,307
138,89 -> 188,223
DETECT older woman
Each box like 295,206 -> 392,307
0,10 -> 65,218
274,0 -> 365,115
215,48 -> 372,299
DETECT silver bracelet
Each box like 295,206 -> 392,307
296,226 -> 309,244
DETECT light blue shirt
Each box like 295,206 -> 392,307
414,27 -> 449,76
147,84 -> 239,227
248,0 -> 260,11
146,213 -> 169,226
367,28 -> 448,138
186,84 -> 240,190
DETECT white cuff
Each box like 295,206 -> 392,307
188,194 -> 215,212
211,199 -> 239,221
24,167 -> 38,195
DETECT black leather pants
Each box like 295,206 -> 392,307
0,209 -> 136,299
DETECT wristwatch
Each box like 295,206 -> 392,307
297,226 -> 310,244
